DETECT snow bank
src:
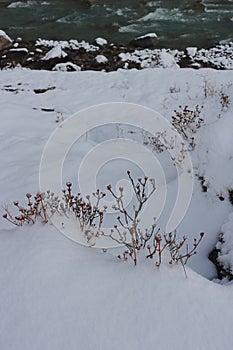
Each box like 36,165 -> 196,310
1,67 -> 233,350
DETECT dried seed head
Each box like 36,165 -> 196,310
26,193 -> 32,199
200,232 -> 204,237
2,213 -> 7,218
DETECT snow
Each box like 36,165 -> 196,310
136,32 -> 158,39
42,45 -> 67,60
95,37 -> 108,46
95,54 -> 108,64
119,48 -> 181,68
36,38 -> 99,52
52,62 -> 81,72
159,49 -> 179,68
0,29 -> 12,42
9,47 -> 29,53
1,67 -> 233,349
217,213 -> 233,272
192,43 -> 233,69
186,47 -> 198,57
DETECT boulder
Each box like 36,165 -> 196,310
192,1 -> 205,12
0,30 -> 12,51
130,33 -> 158,49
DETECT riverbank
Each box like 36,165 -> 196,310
0,36 -> 233,71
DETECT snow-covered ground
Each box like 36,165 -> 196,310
1,67 -> 233,350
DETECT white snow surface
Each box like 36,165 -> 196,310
1,67 -> 233,350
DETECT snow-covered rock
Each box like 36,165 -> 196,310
0,29 -> 12,51
95,54 -> 108,64
42,45 -> 67,60
52,62 -> 81,72
95,37 -> 108,46
130,32 -> 158,49
215,212 -> 233,279
119,48 -> 181,69
36,38 -> 99,52
159,50 -> 179,68
186,47 -> 198,58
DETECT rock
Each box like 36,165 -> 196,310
186,47 -> 198,58
95,37 -> 108,46
159,50 -> 179,68
52,62 -> 81,72
42,45 -> 67,61
130,33 -> 158,49
192,1 -> 205,12
95,54 -> 108,64
0,30 -> 12,51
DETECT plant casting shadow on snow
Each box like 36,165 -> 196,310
2,171 -> 204,278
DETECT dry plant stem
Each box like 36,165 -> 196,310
107,170 -> 156,266
2,173 -> 205,278
62,183 -> 106,232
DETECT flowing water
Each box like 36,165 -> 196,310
0,0 -> 232,48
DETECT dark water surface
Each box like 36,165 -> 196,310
0,0 -> 232,48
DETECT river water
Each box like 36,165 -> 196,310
0,0 -> 232,49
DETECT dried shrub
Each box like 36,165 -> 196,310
2,172 -> 205,277
101,171 -> 205,277
171,105 -> 204,150
220,92 -> 230,111
2,192 -> 48,226
103,171 -> 156,266
203,78 -> 216,98
62,183 -> 106,232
